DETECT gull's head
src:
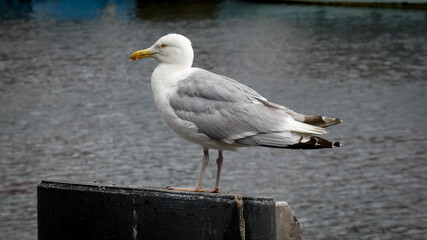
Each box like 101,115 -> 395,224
130,33 -> 194,69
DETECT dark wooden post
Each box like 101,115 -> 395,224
37,180 -> 285,240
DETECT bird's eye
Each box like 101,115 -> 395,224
160,44 -> 167,48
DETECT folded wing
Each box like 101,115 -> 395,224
169,69 -> 341,148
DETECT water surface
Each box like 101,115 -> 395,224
1,1 -> 426,239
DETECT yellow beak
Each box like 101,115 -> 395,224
130,49 -> 155,61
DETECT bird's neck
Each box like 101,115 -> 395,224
151,64 -> 191,90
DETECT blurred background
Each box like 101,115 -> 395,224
1,0 -> 426,239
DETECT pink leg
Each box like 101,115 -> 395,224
213,150 -> 223,193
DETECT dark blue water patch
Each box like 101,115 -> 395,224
0,0 -> 136,21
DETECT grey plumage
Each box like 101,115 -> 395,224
170,69 -> 341,149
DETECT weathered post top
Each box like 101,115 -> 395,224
37,180 -> 302,240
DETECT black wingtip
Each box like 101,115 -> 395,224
285,136 -> 340,149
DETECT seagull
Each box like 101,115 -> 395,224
130,33 -> 341,193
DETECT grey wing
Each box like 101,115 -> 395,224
169,69 -> 326,145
